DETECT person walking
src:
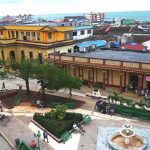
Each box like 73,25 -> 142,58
2,82 -> 6,91
144,92 -> 148,102
0,100 -> 3,112
43,130 -> 49,143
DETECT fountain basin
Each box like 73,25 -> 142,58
108,132 -> 148,150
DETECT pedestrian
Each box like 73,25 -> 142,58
43,130 -> 49,143
2,82 -> 6,91
36,99 -> 41,110
77,124 -> 85,133
73,123 -> 84,135
144,93 -> 148,101
0,99 -> 3,112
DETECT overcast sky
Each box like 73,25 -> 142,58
0,0 -> 150,16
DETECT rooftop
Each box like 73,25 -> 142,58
66,49 -> 150,63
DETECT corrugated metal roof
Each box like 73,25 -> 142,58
75,40 -> 106,48
73,25 -> 94,30
66,49 -> 150,64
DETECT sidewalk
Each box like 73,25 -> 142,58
0,114 -> 53,150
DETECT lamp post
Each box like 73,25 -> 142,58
53,32 -> 56,63
34,130 -> 41,150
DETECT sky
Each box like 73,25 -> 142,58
0,0 -> 150,16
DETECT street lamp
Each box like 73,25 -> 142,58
34,130 -> 41,150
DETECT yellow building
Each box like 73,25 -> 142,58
0,25 -> 74,63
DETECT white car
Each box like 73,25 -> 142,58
86,90 -> 107,100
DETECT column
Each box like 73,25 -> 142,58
137,74 -> 142,96
95,68 -> 98,83
30,32 -> 32,41
111,70 -> 113,86
102,70 -> 106,90
87,68 -> 91,88
120,72 -> 123,93
73,66 -> 76,77
124,72 -> 126,87
107,70 -> 109,85
18,31 -> 21,40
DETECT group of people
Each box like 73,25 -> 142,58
95,99 -> 114,115
73,123 -> 85,135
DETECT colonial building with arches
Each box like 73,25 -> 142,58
48,49 -> 150,96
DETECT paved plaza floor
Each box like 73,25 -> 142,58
0,78 -> 150,150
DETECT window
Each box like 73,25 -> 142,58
80,30 -> 84,35
66,33 -> 70,39
26,32 -> 30,36
29,51 -> 33,59
32,32 -> 35,36
11,31 -> 15,38
38,52 -> 42,63
73,31 -> 77,36
68,49 -> 71,53
0,30 -> 3,35
21,32 -> 24,40
37,32 -> 40,41
8,31 -> 11,38
21,50 -> 25,59
87,30 -> 91,34
1,50 -> 4,61
48,33 -> 51,39
32,32 -> 35,40
16,31 -> 19,39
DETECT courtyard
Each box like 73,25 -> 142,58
0,77 -> 150,150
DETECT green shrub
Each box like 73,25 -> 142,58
113,104 -> 150,120
33,112 -> 83,138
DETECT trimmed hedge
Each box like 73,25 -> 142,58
112,104 -> 150,120
33,112 -> 83,138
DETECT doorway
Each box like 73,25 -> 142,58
129,74 -> 138,90
9,51 -> 16,63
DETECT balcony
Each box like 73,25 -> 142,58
0,38 -> 16,44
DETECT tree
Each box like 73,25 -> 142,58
33,62 -> 82,100
15,59 -> 34,95
61,71 -> 82,98
33,62 -> 59,100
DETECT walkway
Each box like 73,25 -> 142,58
0,112 -> 53,150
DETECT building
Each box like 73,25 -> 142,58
87,12 -> 105,23
72,26 -> 94,40
48,49 -> 150,96
0,25 -> 74,63
74,40 -> 106,52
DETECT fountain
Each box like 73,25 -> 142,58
108,120 -> 148,150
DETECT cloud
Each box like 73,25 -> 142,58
0,0 -> 21,3
0,0 -> 150,16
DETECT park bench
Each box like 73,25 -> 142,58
15,97 -> 21,105
60,131 -> 72,143
121,112 -> 132,118
139,115 -> 150,121
0,114 -> 4,120
65,102 -> 76,109
81,115 -> 91,125
50,102 -> 61,108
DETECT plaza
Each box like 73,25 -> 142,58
0,77 -> 149,150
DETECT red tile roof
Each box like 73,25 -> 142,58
120,43 -> 145,51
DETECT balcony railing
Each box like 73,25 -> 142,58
0,38 -> 16,44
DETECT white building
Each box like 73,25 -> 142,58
86,12 -> 105,23
72,26 -> 94,40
